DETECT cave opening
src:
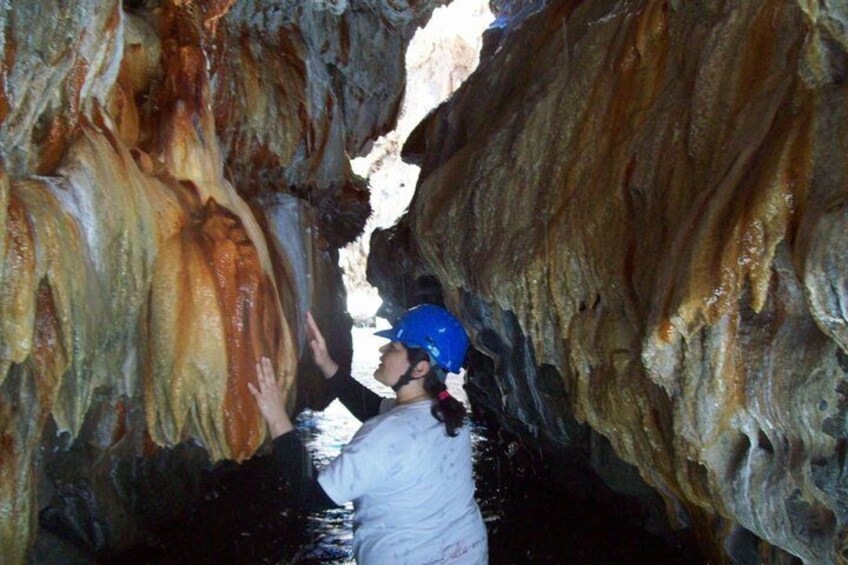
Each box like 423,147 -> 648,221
340,0 -> 493,328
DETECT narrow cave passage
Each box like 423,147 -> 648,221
3,1 -> 846,564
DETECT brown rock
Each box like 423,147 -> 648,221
0,0 -> 444,560
385,0 -> 848,562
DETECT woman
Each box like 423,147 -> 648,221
249,304 -> 488,564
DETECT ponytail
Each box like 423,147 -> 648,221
406,347 -> 467,437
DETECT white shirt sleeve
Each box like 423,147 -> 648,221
317,415 -> 401,505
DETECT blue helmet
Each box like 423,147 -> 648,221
375,304 -> 469,374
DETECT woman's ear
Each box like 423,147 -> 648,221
411,359 -> 430,379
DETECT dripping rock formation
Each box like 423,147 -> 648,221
0,0 -> 441,561
371,0 -> 848,563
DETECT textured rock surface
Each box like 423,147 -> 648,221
0,0 -> 439,560
374,0 -> 848,562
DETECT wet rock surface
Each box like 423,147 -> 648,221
3,0 -> 847,562
0,0 -> 440,560
372,0 -> 848,562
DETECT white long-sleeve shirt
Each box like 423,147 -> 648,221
318,400 -> 488,564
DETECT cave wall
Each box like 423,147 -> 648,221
0,0 -> 441,561
373,0 -> 848,562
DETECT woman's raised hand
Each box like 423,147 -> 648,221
305,311 -> 339,379
248,356 -> 293,439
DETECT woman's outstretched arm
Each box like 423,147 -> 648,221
307,312 -> 383,421
271,431 -> 339,511
249,357 -> 339,511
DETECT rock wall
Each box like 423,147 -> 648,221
0,0 -> 439,561
373,0 -> 848,562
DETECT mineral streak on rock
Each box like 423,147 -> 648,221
386,0 -> 848,562
145,195 -> 292,463
0,118 -> 292,558
255,192 -> 355,411
0,0 -> 124,176
0,0 -> 444,560
203,0 -> 449,197
208,5 -> 317,196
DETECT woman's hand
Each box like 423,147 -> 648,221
306,311 -> 339,379
248,357 -> 293,438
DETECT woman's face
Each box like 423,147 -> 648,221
374,341 -> 411,387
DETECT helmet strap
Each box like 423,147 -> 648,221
391,356 -> 432,392
391,364 -> 416,392
432,365 -> 447,383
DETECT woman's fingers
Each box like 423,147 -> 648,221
305,312 -> 316,337
253,363 -> 261,387
249,356 -> 295,438
304,312 -> 338,379
306,314 -> 328,360
254,357 -> 278,391
305,312 -> 326,347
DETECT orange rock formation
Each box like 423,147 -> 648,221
0,0 -> 434,560
390,1 -> 848,562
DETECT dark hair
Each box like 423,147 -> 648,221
406,347 -> 467,437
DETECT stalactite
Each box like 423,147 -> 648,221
0,0 -> 443,560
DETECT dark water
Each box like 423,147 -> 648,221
116,329 -> 700,564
